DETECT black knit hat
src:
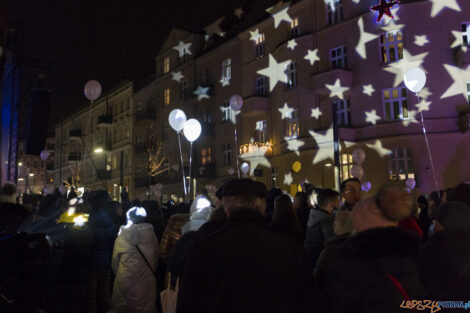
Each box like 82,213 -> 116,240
447,183 -> 470,207
435,201 -> 470,230
222,179 -> 268,200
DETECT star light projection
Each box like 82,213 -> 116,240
304,49 -> 320,66
284,172 -> 293,186
355,17 -> 376,59
173,41 -> 192,57
402,111 -> 419,127
369,0 -> 399,23
365,110 -> 381,125
418,87 -> 432,100
384,50 -> 429,87
451,30 -> 467,52
204,17 -> 225,38
266,1 -> 293,29
440,64 -> 470,99
325,79 -> 349,99
416,99 -> 431,112
278,103 -> 294,119
239,145 -> 271,176
311,107 -> 322,119
287,39 -> 297,50
414,35 -> 430,47
193,86 -> 210,101
429,0 -> 461,18
285,137 -> 304,156
249,29 -> 261,42
309,126 -> 354,165
234,7 -> 243,19
362,84 -> 375,96
366,140 -> 391,157
171,71 -> 184,82
220,77 -> 230,87
219,106 -> 240,125
257,54 -> 291,92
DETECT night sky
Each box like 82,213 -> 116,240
7,0 -> 248,128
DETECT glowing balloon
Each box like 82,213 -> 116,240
362,181 -> 372,192
84,80 -> 102,102
169,109 -> 187,132
352,148 -> 366,165
171,164 -> 180,172
351,165 -> 364,180
406,178 -> 416,190
183,119 -> 202,142
229,94 -> 243,111
404,68 -> 426,93
40,150 -> 49,161
228,168 -> 235,175
240,162 -> 250,174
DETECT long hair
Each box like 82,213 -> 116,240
271,194 -> 303,241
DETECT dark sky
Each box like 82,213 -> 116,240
7,0 -> 247,126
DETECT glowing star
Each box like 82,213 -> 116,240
257,54 -> 291,91
304,49 -> 320,66
450,30 -> 467,51
309,126 -> 355,165
266,1 -> 293,29
418,87 -> 432,100
416,99 -> 431,112
370,0 -> 399,23
284,173 -> 293,186
204,17 -> 225,37
194,86 -> 210,101
414,35 -> 429,47
355,17 -> 377,59
365,110 -> 381,125
173,41 -> 192,57
278,103 -> 294,119
249,29 -> 261,42
219,106 -> 240,125
325,79 -> 349,100
284,137 -> 304,156
363,84 -> 375,96
287,39 -> 297,50
234,7 -> 244,18
402,110 -> 419,127
311,107 -> 322,119
429,0 -> 461,18
220,77 -> 230,87
383,50 -> 429,87
366,140 -> 391,157
441,64 -> 470,99
380,21 -> 404,33
171,71 -> 184,82
239,145 -> 271,175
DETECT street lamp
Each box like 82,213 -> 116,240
94,147 -> 104,154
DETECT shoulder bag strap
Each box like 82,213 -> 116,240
135,244 -> 156,277
386,273 -> 418,313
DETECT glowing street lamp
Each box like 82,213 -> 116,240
94,147 -> 104,154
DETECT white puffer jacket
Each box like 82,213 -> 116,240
111,223 -> 159,313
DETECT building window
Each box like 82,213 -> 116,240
383,87 -> 409,121
255,120 -> 267,142
222,144 -> 232,166
290,17 -> 300,36
340,153 -> 353,181
285,109 -> 299,139
164,88 -> 170,106
221,100 -> 232,122
180,79 -> 188,99
379,31 -> 404,64
256,77 -> 268,96
327,0 -> 343,26
163,57 -> 170,74
255,33 -> 266,58
462,23 -> 470,46
163,122 -> 169,141
221,58 -> 232,82
201,147 -> 212,165
285,61 -> 297,88
389,147 -> 415,181
330,46 -> 347,69
334,99 -> 350,127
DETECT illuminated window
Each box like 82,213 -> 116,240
255,120 -> 267,142
379,31 -> 404,64
255,33 -> 266,58
285,61 -> 297,88
462,23 -> 470,46
180,79 -> 188,99
201,147 -> 212,165
221,100 -> 232,122
163,57 -> 170,74
340,153 -> 353,181
221,58 -> 232,82
330,46 -> 347,69
162,122 -> 169,141
222,144 -> 232,166
327,0 -> 343,26
389,147 -> 415,181
164,88 -> 170,106
256,77 -> 268,96
290,17 -> 300,36
383,87 -> 409,121
334,99 -> 350,127
285,109 -> 299,139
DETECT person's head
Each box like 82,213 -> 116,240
447,183 -> 470,207
417,195 -> 428,210
317,188 -> 340,214
0,183 -> 17,204
340,178 -> 362,206
434,201 -> 470,232
90,190 -> 109,212
266,188 -> 283,213
126,206 -> 147,226
334,211 -> 353,236
273,194 -> 293,221
189,195 -> 212,221
293,192 -> 309,209
222,179 -> 268,217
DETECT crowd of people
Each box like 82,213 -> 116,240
0,177 -> 469,313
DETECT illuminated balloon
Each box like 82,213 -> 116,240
350,165 -> 364,180
362,181 -> 372,192
171,164 -> 180,172
240,162 -> 250,174
406,178 -> 416,190
352,148 -> 366,165
404,68 -> 426,93
40,150 -> 49,161
228,168 -> 235,175
183,119 -> 202,142
229,94 -> 243,111
84,80 -> 102,102
169,109 -> 187,132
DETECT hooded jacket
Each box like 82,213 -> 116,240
304,208 -> 334,269
111,223 -> 159,313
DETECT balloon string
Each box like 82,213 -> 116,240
177,133 -> 188,197
188,141 -> 193,199
234,114 -> 240,178
416,94 -> 440,199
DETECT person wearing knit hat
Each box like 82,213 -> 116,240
446,182 -> 470,207
420,201 -> 470,300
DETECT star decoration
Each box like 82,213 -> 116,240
278,103 -> 294,119
451,30 -> 467,51
287,39 -> 297,50
234,7 -> 244,18
173,41 -> 192,57
266,1 -> 293,29
365,110 -> 381,125
309,126 -> 355,165
355,17 -> 377,59
219,106 -> 240,125
430,0 -> 461,18
220,77 -> 230,87
380,21 -> 405,33
257,54 -> 291,91
366,140 -> 391,157
418,87 -> 432,100
416,99 -> 431,112
363,84 -> 375,96
383,50 -> 429,87
441,64 -> 470,99
239,145 -> 271,175
285,137 -> 304,156
194,86 -> 210,101
369,0 -> 399,23
304,49 -> 320,66
414,35 -> 429,47
249,29 -> 261,42
171,71 -> 184,82
255,122 -> 265,132
402,110 -> 419,127
325,79 -> 349,100
284,173 -> 293,186
311,107 -> 322,119
204,17 -> 225,38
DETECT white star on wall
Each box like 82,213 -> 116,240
304,49 -> 320,66
266,1 -> 293,29
416,99 -> 431,112
194,86 -> 210,101
355,17 -> 376,59
418,87 -> 432,100
402,111 -> 419,127
220,78 -> 230,87
234,7 -> 244,18
441,64 -> 470,99
285,137 -> 304,156
414,35 -> 430,47
257,54 -> 291,92
249,29 -> 261,42
284,172 -> 293,186
365,110 -> 381,125
366,140 -> 391,158
384,50 -> 428,87
239,145 -> 271,175
171,71 -> 184,82
311,107 -> 322,119
325,79 -> 349,99
451,30 -> 467,51
287,39 -> 297,50
430,0 -> 461,18
309,126 -> 354,165
219,106 -> 240,125
278,103 -> 294,119
363,84 -> 375,96
173,41 -> 192,57
204,17 -> 225,37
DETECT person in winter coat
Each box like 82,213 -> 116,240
293,192 -> 311,235
110,206 -> 159,313
264,187 -> 282,223
141,200 -> 167,241
420,201 -> 470,301
323,185 -> 425,313
159,213 -> 189,266
304,188 -> 339,269
447,182 -> 470,206
269,194 -> 303,241
339,178 -> 362,211
180,195 -> 213,235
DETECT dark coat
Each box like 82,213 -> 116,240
420,229 -> 470,300
323,227 -> 425,313
176,209 -> 315,313
296,205 -> 311,234
304,208 -> 334,269
88,209 -> 118,270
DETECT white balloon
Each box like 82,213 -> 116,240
183,119 -> 202,142
227,168 -> 235,175
240,162 -> 250,174
229,94 -> 243,111
169,109 -> 187,132
406,178 -> 416,190
352,148 -> 366,165
404,68 -> 426,93
351,165 -> 364,180
84,80 -> 102,102
40,150 -> 49,161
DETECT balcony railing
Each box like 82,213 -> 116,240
97,115 -> 113,127
240,141 -> 273,155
